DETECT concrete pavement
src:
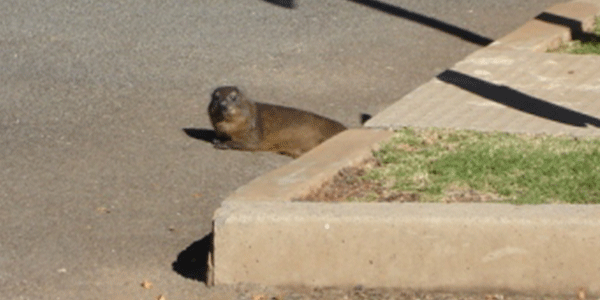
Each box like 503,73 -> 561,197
366,0 -> 600,135
213,0 -> 600,296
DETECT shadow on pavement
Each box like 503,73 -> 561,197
183,128 -> 217,144
346,0 -> 493,46
172,233 -> 213,283
261,0 -> 296,9
535,12 -> 600,43
437,70 -> 600,128
360,113 -> 372,124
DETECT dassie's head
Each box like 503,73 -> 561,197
209,86 -> 252,122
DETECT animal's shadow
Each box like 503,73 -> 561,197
183,128 -> 217,144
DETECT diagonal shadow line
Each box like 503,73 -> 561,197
436,70 -> 600,128
261,0 -> 296,9
347,0 -> 493,46
535,12 -> 600,43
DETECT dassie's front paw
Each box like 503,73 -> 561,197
212,139 -> 230,149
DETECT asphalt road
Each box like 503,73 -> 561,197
1,0 -> 563,299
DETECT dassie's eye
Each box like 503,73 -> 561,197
227,92 -> 238,102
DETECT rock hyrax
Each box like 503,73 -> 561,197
208,86 -> 347,158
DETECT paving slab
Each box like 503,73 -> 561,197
365,50 -> 600,136
366,0 -> 600,136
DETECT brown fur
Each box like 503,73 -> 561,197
208,86 -> 347,158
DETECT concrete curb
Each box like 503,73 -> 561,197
488,0 -> 600,52
211,0 -> 600,296
223,129 -> 394,203
214,202 -> 600,294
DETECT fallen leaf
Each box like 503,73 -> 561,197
96,207 -> 111,214
157,295 -> 166,300
252,294 -> 267,300
141,280 -> 153,289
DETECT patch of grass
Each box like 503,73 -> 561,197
364,128 -> 600,204
551,16 -> 600,55
565,41 -> 600,54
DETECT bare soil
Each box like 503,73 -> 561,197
296,159 -> 507,203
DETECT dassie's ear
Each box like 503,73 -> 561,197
213,90 -> 221,99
